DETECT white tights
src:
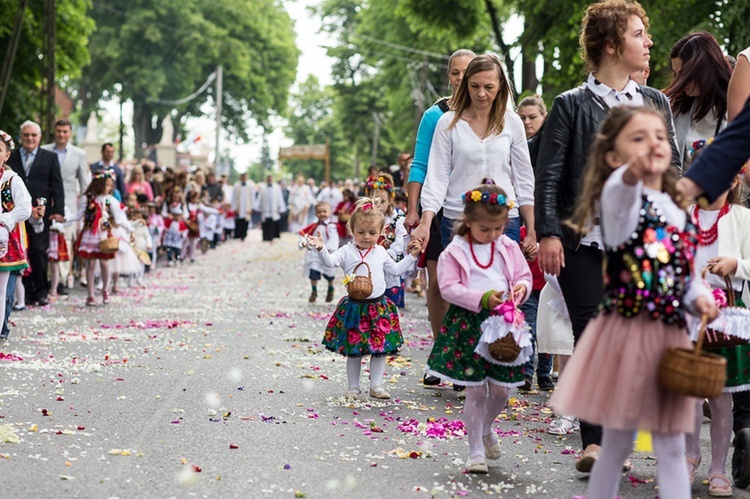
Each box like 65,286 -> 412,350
589,428 -> 689,499
463,383 -> 512,459
686,394 -> 732,476
346,356 -> 386,390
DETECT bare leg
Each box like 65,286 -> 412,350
100,260 -> 110,293
86,260 -> 96,299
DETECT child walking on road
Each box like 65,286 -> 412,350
551,107 -> 718,499
308,198 -> 421,400
426,181 -> 533,474
299,201 -> 339,303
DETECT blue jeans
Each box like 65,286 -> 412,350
520,289 -> 553,379
2,272 -> 18,338
440,216 -> 521,249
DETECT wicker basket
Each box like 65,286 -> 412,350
658,315 -> 727,399
347,261 -> 373,300
701,266 -> 748,349
99,235 -> 120,254
488,333 -> 522,363
338,212 -> 351,224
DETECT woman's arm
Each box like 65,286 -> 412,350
728,51 -> 750,122
406,105 -> 444,228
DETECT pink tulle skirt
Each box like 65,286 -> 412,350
551,313 -> 696,434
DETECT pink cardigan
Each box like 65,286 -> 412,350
437,235 -> 533,313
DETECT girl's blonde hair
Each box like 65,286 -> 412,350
454,182 -> 511,237
363,172 -> 395,216
348,197 -> 385,234
450,54 -> 512,137
568,106 -> 685,234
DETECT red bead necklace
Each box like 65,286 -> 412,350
468,236 -> 494,269
692,202 -> 730,246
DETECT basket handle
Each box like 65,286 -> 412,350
352,261 -> 372,278
702,265 -> 736,306
693,314 -> 710,356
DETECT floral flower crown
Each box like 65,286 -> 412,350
93,170 -> 115,181
0,130 -> 15,150
690,137 -> 747,175
364,176 -> 395,198
462,189 -> 515,208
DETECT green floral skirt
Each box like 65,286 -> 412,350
427,305 -> 525,387
710,343 -> 750,392
323,295 -> 403,357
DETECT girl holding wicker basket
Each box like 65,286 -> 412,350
67,172 -> 133,307
307,198 -> 421,401
550,106 -> 719,499
685,150 -> 750,496
425,181 -> 533,474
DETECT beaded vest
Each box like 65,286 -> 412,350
599,194 -> 695,328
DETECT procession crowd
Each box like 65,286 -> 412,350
2,0 -> 750,497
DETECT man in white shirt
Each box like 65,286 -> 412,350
231,173 -> 254,241
254,174 -> 286,243
42,119 -> 90,292
316,181 -> 343,219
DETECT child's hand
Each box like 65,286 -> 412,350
695,295 -> 720,323
523,244 -> 538,261
308,231 -> 324,251
512,284 -> 527,303
32,205 -> 46,220
407,238 -> 422,256
487,291 -> 504,311
708,257 -> 738,278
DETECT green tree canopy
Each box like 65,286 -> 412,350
77,0 -> 299,159
0,0 -> 94,135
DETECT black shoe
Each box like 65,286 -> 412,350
520,377 -> 533,392
452,384 -> 465,392
11,305 -> 25,312
733,428 -> 750,488
35,297 -> 50,306
57,284 -> 69,296
423,374 -> 441,386
538,376 -> 555,391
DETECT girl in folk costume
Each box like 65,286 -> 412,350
183,190 -> 216,263
163,206 -> 188,266
299,201 -> 339,303
108,203 -> 141,294
129,209 -> 152,287
426,182 -> 533,474
0,131 -> 33,333
333,188 -> 356,246
551,107 -> 718,499
147,202 -> 164,270
364,173 -> 409,309
685,144 -> 750,496
47,211 -> 70,301
307,198 -> 422,400
68,172 -> 134,306
221,202 -> 235,241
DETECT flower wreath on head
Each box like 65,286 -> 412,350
462,189 -> 515,209
0,130 -> 15,150
92,170 -> 115,181
364,175 -> 395,198
690,137 -> 748,176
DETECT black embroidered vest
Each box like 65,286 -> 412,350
599,195 -> 695,327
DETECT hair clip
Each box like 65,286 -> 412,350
462,190 -> 515,208
360,202 -> 374,211
0,130 -> 15,150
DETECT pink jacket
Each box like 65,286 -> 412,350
437,235 -> 533,313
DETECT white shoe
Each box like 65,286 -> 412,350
369,386 -> 391,399
465,456 -> 488,473
344,388 -> 360,400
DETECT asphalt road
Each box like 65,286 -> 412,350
0,231 -> 747,499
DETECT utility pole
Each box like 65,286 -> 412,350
42,0 -> 56,142
215,65 -> 223,174
0,0 -> 28,119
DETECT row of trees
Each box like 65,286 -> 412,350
1,0 -> 298,160
283,0 -> 749,181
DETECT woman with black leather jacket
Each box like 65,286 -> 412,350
533,0 -> 681,475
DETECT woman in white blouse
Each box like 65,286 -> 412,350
412,54 -> 535,253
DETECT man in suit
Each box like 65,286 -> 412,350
90,143 -> 126,200
7,121 -> 65,306
41,119 -> 91,293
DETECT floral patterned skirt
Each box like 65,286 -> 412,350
427,305 -> 525,387
323,295 -> 403,357
384,280 -> 405,308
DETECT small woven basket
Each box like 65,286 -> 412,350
347,261 -> 373,300
701,266 -> 748,349
338,212 -> 351,223
658,315 -> 727,399
488,333 -> 522,363
99,234 -> 120,254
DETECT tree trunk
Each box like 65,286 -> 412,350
484,0 -> 517,95
521,18 -> 539,94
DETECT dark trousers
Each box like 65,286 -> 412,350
735,391 -> 750,435
25,223 -> 50,301
261,218 -> 280,241
234,218 -> 249,241
558,244 -> 604,449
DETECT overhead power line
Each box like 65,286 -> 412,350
149,71 -> 217,106
353,34 -> 450,60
